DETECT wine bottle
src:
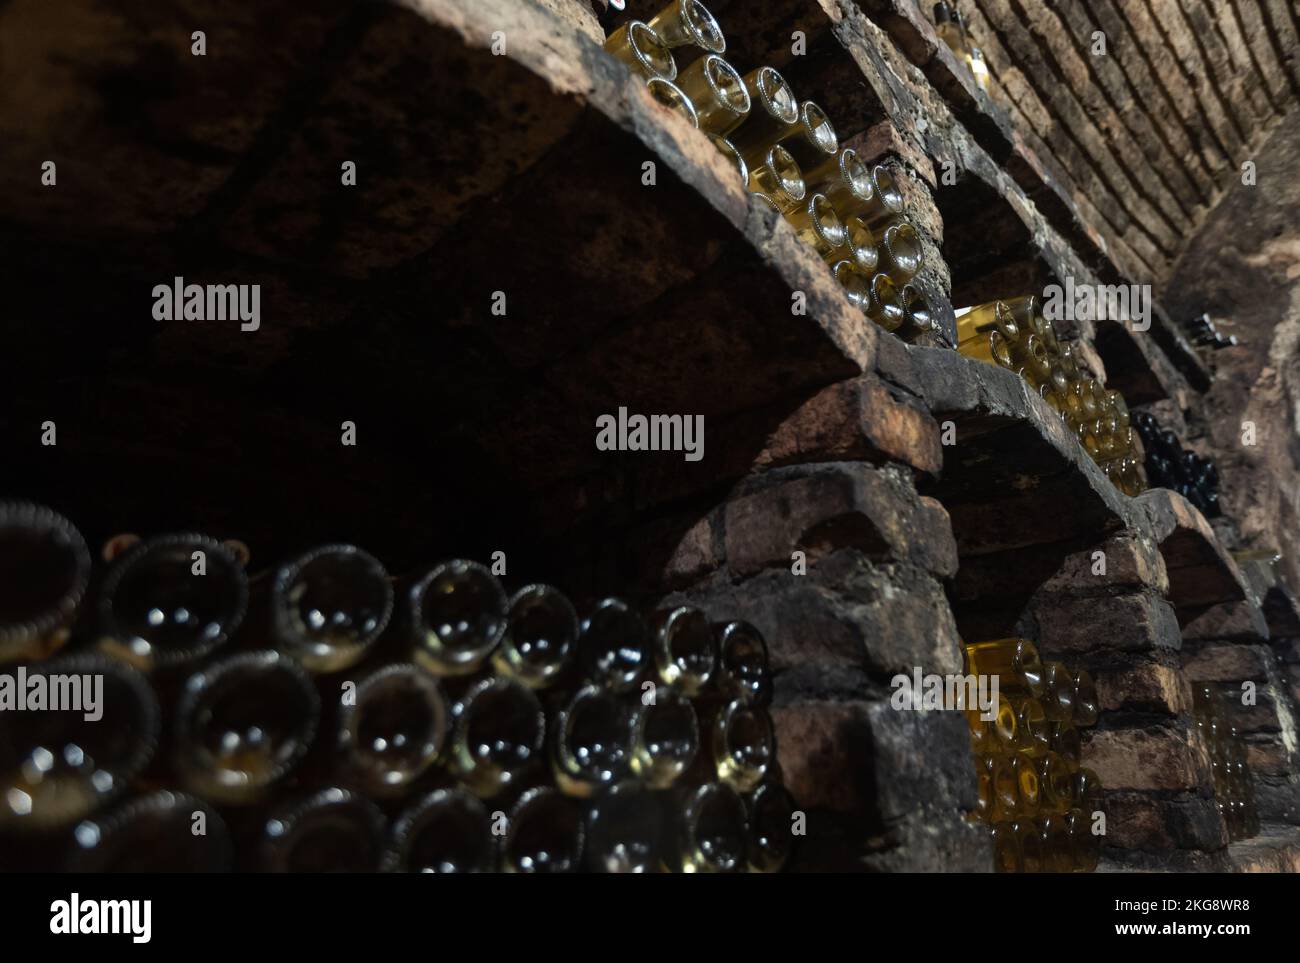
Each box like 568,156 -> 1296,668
502,786 -> 584,873
0,501 -> 91,663
715,620 -> 771,703
1040,660 -> 1076,722
578,597 -> 650,693
1065,806 -> 1100,872
831,214 -> 880,276
730,67 -> 800,162
1035,751 -> 1074,814
879,219 -> 924,282
785,192 -> 848,259
449,676 -> 545,797
746,780 -> 796,872
270,544 -> 392,673
990,820 -> 1021,872
174,650 -> 318,804
866,273 -> 908,332
493,583 -> 579,689
707,133 -> 748,182
802,147 -> 874,215
407,559 -> 508,677
1,654 -> 159,831
337,662 -> 447,796
747,144 -> 806,214
262,787 -> 385,872
1072,667 -> 1099,726
604,21 -> 677,81
674,54 -> 750,134
733,98 -> 838,172
711,697 -> 774,792
652,606 -> 717,695
585,780 -> 665,872
962,637 -> 1045,696
1012,818 -> 1043,872
98,533 -> 248,671
630,687 -> 699,788
66,790 -> 232,872
384,788 -> 495,872
645,77 -> 699,128
832,258 -> 872,311
646,0 -> 726,53
552,684 -> 635,797
677,782 -> 748,872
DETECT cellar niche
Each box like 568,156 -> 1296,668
3,0 -> 1300,875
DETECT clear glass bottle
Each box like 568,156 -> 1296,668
802,146 -> 875,216
652,606 -> 717,694
175,650 -> 318,804
1040,660 -> 1076,722
735,99 -> 838,173
585,780 -> 665,872
604,21 -> 677,81
728,67 -> 800,164
956,300 -> 1018,351
579,597 -> 650,692
502,786 -> 584,873
879,219 -> 925,282
707,133 -> 748,182
832,259 -> 872,312
867,272 -> 907,332
646,0 -> 726,53
98,533 -> 248,671
645,77 -> 699,128
262,787 -> 385,873
383,789 -> 495,872
407,559 -> 507,677
631,687 -> 699,788
449,676 -> 545,797
0,501 -> 91,663
747,144 -> 806,214
830,214 -> 880,275
552,684 -> 635,797
674,54 -> 750,134
67,791 -> 231,872
746,781 -> 796,872
711,697 -> 774,792
899,283 -> 939,339
715,620 -> 770,703
337,662 -> 447,796
271,544 -> 392,673
0,654 -> 159,831
785,192 -> 848,258
677,782 -> 748,872
493,583 -> 578,689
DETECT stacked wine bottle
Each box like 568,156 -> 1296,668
1192,685 -> 1260,841
604,0 -> 943,343
0,501 -> 796,872
956,295 -> 1146,496
1132,412 -> 1222,517
961,637 -> 1105,872
932,2 -> 991,94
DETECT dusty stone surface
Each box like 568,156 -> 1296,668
1161,116 -> 1300,596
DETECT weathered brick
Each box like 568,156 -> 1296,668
1032,591 -> 1181,654
772,700 -> 873,814
1038,534 -> 1169,595
1085,726 -> 1208,791
724,463 -> 957,577
1096,660 -> 1192,716
1183,642 -> 1273,683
